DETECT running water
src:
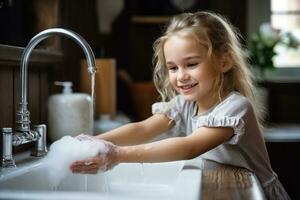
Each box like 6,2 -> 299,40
102,173 -> 111,193
90,71 -> 96,121
140,163 -> 145,181
84,175 -> 88,192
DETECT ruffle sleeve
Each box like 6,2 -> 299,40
152,96 -> 185,137
196,94 -> 252,144
197,115 -> 245,144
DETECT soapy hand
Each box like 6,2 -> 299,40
75,133 -> 96,141
70,134 -> 119,174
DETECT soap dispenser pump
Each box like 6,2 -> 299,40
56,81 -> 73,94
48,81 -> 93,141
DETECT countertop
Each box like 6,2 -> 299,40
201,160 -> 265,200
264,125 -> 300,142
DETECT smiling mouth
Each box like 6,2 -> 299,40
178,83 -> 198,91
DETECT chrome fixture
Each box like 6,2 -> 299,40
1,28 -> 97,168
1,128 -> 15,168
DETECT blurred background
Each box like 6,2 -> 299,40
0,0 -> 300,198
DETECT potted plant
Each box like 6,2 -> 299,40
249,23 -> 299,79
249,23 -> 280,78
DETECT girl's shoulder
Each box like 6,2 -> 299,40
223,91 -> 251,107
152,95 -> 194,117
153,92 -> 253,118
213,91 -> 253,117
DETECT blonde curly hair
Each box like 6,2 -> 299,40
152,11 -> 265,129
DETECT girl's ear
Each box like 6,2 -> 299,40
220,52 -> 233,73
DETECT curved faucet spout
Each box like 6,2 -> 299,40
16,28 -> 97,132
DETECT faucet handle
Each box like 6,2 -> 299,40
31,124 -> 48,157
0,128 -> 16,168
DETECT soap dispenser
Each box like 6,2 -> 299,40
48,81 -> 93,141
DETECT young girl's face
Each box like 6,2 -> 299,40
164,35 -> 219,104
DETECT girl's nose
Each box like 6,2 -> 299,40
177,69 -> 189,81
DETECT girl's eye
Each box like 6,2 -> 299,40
187,63 -> 198,67
168,66 -> 178,71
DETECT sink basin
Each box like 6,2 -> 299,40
0,156 -> 202,200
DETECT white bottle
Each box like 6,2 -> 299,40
48,81 -> 93,142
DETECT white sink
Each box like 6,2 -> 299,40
0,156 -> 202,200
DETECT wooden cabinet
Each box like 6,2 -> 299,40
259,80 -> 300,124
113,0 -> 247,82
0,45 -> 62,135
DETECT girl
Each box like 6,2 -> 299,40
71,11 -> 290,199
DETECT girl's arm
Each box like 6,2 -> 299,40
95,114 -> 171,146
117,126 -> 234,163
71,126 -> 234,174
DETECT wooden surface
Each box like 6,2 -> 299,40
32,0 -> 60,49
0,45 -> 61,130
0,67 -> 14,127
0,44 -> 63,65
129,82 -> 159,120
201,161 -> 265,200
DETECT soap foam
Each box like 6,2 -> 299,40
41,136 -> 108,188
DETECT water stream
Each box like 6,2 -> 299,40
88,69 -> 111,193
90,72 -> 96,133
103,173 -> 111,193
90,68 -> 112,193
52,186 -> 58,192
84,175 -> 88,192
140,163 -> 144,181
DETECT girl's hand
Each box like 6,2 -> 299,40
70,135 -> 119,174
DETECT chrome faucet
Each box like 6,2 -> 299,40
1,28 -> 97,168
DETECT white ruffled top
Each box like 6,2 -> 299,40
152,92 -> 290,200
